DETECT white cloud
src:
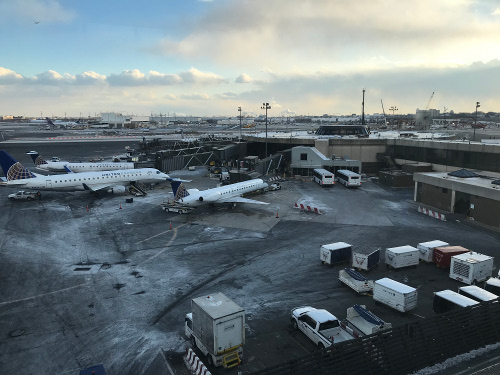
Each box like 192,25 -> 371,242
235,73 -> 253,83
0,0 -> 75,24
106,69 -> 147,86
493,7 -> 500,15
75,71 -> 107,85
179,93 -> 210,100
149,71 -> 182,85
179,68 -> 226,85
0,67 -> 23,83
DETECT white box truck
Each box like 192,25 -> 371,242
385,245 -> 419,269
185,293 -> 244,368
449,252 -> 494,285
417,240 -> 449,263
320,242 -> 352,266
373,278 -> 418,312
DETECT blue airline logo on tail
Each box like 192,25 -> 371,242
0,151 -> 37,180
27,151 -> 47,166
171,181 -> 190,201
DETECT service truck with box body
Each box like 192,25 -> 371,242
185,293 -> 244,368
433,246 -> 470,268
373,278 -> 418,312
417,240 -> 449,263
344,305 -> 392,336
320,242 -> 352,266
449,252 -> 494,285
351,247 -> 380,271
385,245 -> 419,269
291,306 -> 357,349
339,268 -> 374,295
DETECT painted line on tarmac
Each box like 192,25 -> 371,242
138,223 -> 188,265
0,282 -> 87,307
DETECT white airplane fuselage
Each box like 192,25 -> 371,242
37,161 -> 134,173
180,179 -> 268,206
5,168 -> 168,192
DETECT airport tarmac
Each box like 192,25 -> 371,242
1,138 -> 500,375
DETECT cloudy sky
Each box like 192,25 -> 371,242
1,0 -> 499,118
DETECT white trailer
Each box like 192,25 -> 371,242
373,278 -> 418,312
352,247 -> 380,271
385,245 -> 419,269
185,293 -> 244,368
417,240 -> 449,263
449,252 -> 494,285
339,268 -> 374,295
458,285 -> 498,302
345,304 -> 392,336
320,242 -> 352,266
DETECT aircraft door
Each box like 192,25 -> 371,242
46,180 -> 52,189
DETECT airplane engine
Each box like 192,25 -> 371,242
108,186 -> 126,194
198,196 -> 204,202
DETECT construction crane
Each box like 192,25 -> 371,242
426,91 -> 435,110
381,99 -> 387,127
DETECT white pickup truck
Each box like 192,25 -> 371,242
8,190 -> 41,201
291,306 -> 357,349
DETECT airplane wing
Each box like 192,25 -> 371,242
218,196 -> 269,205
82,183 -> 111,191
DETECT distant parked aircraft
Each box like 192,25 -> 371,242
471,123 -> 487,129
27,151 -> 134,173
170,178 -> 269,207
0,150 -> 170,195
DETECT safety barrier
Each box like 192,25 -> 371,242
184,348 -> 212,375
418,207 -> 446,221
294,202 -> 321,214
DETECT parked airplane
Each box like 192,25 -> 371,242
0,150 -> 169,194
27,151 -> 134,173
471,123 -> 487,129
46,117 -> 80,128
170,178 -> 269,207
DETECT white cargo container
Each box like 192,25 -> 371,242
185,293 -> 245,368
385,245 -> 419,269
351,247 -> 380,271
320,242 -> 352,266
449,252 -> 494,285
373,278 -> 418,312
417,240 -> 449,263
345,304 -> 392,336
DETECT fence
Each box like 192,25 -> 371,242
250,300 -> 500,375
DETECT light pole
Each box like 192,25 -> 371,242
261,102 -> 271,157
238,106 -> 242,140
473,101 -> 480,141
390,106 -> 398,128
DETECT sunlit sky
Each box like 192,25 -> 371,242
1,0 -> 500,118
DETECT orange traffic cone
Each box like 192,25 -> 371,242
119,204 -> 122,209
276,210 -> 279,218
169,222 -> 172,230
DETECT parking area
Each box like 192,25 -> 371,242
1,141 -> 500,375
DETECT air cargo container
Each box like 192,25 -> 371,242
385,245 -> 419,269
458,285 -> 498,302
417,240 -> 449,262
485,277 -> 500,296
373,278 -> 418,312
352,247 -> 380,271
339,268 -> 374,295
320,242 -> 352,266
433,290 -> 479,314
344,304 -> 392,336
433,246 -> 470,268
449,252 -> 494,285
185,293 -> 244,368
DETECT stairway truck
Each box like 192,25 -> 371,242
352,247 -> 380,271
320,242 -> 352,266
345,304 -> 392,336
449,252 -> 494,285
373,278 -> 418,313
185,293 -> 245,368
433,246 -> 470,268
417,240 -> 449,263
385,245 -> 419,269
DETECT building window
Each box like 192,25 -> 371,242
300,153 -> 307,161
442,188 -> 448,193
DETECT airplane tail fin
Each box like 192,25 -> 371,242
0,150 -> 37,180
45,117 -> 55,126
27,151 -> 48,166
170,180 -> 190,201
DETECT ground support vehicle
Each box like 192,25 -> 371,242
385,245 -> 419,269
161,202 -> 194,214
458,285 -> 498,302
433,290 -> 479,314
417,240 -> 449,262
290,306 -> 356,349
352,247 -> 380,271
373,278 -> 418,313
485,277 -> 500,295
433,246 -> 470,268
344,304 -> 392,336
449,252 -> 494,285
8,190 -> 41,201
320,242 -> 352,266
185,293 -> 244,368
339,268 -> 374,295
